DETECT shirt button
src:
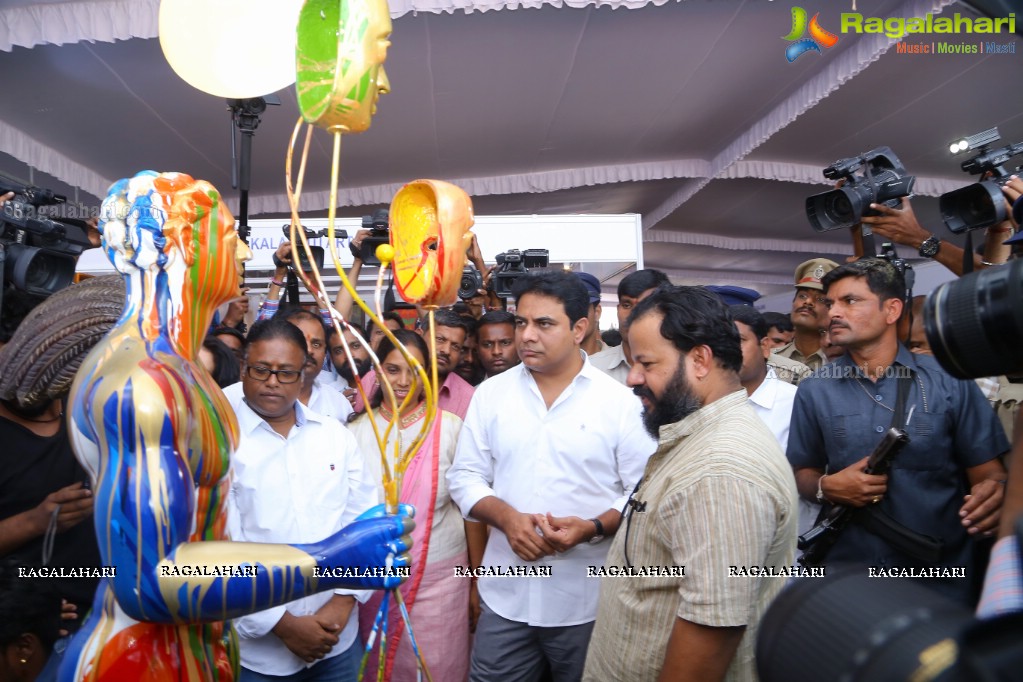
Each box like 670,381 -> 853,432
875,425 -> 884,433
875,395 -> 883,401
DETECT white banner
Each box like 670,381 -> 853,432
76,213 -> 643,273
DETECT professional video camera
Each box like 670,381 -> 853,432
354,208 -> 390,266
492,248 -> 549,299
458,264 -> 484,300
939,127 -> 1023,233
806,147 -> 916,232
279,224 -> 332,273
924,258 -> 1023,379
0,175 -> 91,298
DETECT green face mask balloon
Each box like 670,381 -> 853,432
296,0 -> 393,134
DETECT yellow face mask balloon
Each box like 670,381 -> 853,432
390,180 -> 474,307
296,0 -> 392,134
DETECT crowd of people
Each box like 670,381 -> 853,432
1,175 -> 1022,682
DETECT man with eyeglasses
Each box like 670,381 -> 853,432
223,309 -> 353,423
772,258 -> 839,371
583,286 -> 796,682
228,317 -> 379,681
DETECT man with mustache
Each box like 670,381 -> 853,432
476,310 -> 520,379
584,285 -> 796,682
449,271 -> 653,682
430,308 -> 476,419
788,258 -> 1009,606
590,269 -> 670,385
327,323 -> 373,405
772,258 -> 839,372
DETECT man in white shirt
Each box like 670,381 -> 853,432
228,318 -> 380,681
222,311 -> 354,424
448,271 -> 655,682
590,269 -> 670,385
731,305 -> 809,557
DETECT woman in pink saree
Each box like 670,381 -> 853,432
349,329 -> 485,681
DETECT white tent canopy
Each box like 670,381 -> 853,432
2,0 -> 1021,301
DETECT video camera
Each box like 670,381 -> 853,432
939,127 -> 1023,233
1,175 -> 92,298
354,208 -> 390,266
492,248 -> 549,299
279,224 -> 331,273
458,264 -> 484,300
806,147 -> 916,232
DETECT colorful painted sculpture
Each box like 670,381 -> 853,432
60,171 -> 413,682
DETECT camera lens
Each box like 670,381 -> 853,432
757,568 -> 970,682
825,193 -> 854,223
939,181 -> 1006,233
924,259 -> 1023,379
5,243 -> 76,296
806,187 -> 863,232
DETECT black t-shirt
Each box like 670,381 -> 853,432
0,415 -> 102,624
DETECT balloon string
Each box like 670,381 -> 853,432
281,118 -> 441,682
395,588 -> 434,682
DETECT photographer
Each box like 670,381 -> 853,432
858,180 -> 1018,275
256,240 -> 331,322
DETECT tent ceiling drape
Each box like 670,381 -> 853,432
1,0 -> 1020,296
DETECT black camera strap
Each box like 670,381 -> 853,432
857,373 -> 945,563
284,268 -> 301,307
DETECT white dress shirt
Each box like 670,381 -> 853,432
447,354 -> 655,627
748,373 -> 818,546
588,343 -> 631,385
747,374 -> 797,451
222,376 -> 353,423
227,399 -> 377,675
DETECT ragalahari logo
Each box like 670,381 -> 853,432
783,7 -> 839,62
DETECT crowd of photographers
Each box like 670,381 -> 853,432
1,163 -> 1022,681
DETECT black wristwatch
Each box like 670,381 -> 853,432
918,235 -> 941,258
588,517 -> 605,544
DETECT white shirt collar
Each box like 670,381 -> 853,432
748,374 -> 781,411
236,395 -> 322,437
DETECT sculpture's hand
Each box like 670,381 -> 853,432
304,504 -> 415,590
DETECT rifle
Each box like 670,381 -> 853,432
797,427 -> 910,568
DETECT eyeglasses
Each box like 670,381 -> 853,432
245,365 -> 302,384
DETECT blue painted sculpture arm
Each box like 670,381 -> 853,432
76,372 -> 413,625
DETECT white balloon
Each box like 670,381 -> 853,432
159,0 -> 303,98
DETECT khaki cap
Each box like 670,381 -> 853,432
794,258 -> 839,291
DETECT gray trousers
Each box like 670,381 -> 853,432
470,601 -> 595,682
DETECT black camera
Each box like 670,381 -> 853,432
1,175 -> 91,298
924,258 -> 1023,379
939,128 -> 1023,234
757,567 -> 1023,682
492,248 -> 549,299
355,208 -> 390,266
279,224 -> 329,273
806,147 -> 916,232
458,264 -> 484,300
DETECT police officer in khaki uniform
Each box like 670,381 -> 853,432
705,284 -> 814,386
772,258 -> 839,371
